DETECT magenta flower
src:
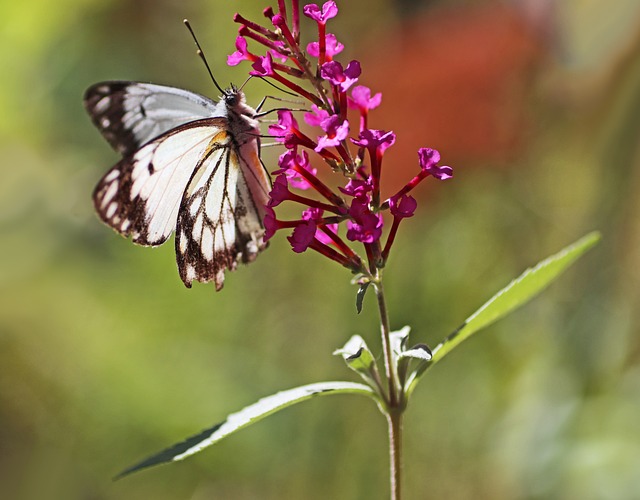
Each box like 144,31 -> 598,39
249,53 -> 275,77
389,195 -> 417,218
418,148 -> 453,180
315,115 -> 349,152
320,60 -> 361,93
303,1 -> 338,24
352,129 -> 396,156
287,220 -> 317,253
268,110 -> 300,141
228,36 -> 254,66
267,174 -> 291,207
263,206 -> 279,241
302,207 -> 337,246
269,41 -> 289,62
339,178 -> 373,200
346,199 -> 383,243
276,150 -> 317,190
304,104 -> 331,128
307,33 -> 344,59
348,85 -> 382,113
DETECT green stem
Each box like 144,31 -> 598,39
374,280 -> 402,500
374,280 -> 398,406
387,410 -> 403,500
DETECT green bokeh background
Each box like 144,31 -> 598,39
2,0 -> 639,498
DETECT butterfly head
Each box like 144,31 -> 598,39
222,86 -> 257,122
223,87 -> 241,107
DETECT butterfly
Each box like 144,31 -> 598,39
85,81 -> 271,290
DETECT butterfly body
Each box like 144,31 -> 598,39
85,82 -> 271,290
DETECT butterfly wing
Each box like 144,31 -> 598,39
84,82 -> 220,155
175,131 -> 270,290
93,119 -> 232,246
89,82 -> 270,289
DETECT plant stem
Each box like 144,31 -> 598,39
374,280 -> 403,500
374,280 -> 398,406
387,410 -> 403,500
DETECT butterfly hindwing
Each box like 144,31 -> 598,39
84,82 -> 220,155
175,137 -> 268,289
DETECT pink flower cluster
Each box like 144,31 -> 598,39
230,0 -> 452,275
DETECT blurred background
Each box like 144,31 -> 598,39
1,0 -> 639,498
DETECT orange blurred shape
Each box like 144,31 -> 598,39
358,3 -> 548,196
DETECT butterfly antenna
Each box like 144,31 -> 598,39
258,77 -> 299,98
183,19 -> 226,95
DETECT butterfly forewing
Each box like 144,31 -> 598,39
84,82 -> 220,155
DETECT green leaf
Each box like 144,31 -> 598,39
116,381 -> 378,479
356,282 -> 370,314
334,335 -> 375,373
398,345 -> 432,363
389,326 -> 411,361
389,326 -> 411,391
334,335 -> 382,393
406,231 -> 600,395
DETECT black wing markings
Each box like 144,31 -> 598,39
84,82 -> 219,155
175,140 -> 267,290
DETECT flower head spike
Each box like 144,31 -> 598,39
263,206 -> 279,241
340,178 -> 373,201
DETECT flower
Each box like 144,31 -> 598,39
348,85 -> 382,113
302,207 -> 338,246
263,206 -> 279,241
346,199 -> 383,243
303,1 -> 338,24
307,33 -> 344,58
389,195 -> 417,218
227,36 -> 254,66
267,174 -> 291,207
268,41 -> 289,62
351,128 -> 396,156
315,115 -> 349,152
304,104 -> 331,127
418,148 -> 453,180
268,110 -> 300,141
320,60 -> 361,93
249,53 -> 275,77
339,178 -> 372,200
288,220 -> 317,252
276,150 -> 317,190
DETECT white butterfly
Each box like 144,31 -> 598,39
85,81 -> 271,290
